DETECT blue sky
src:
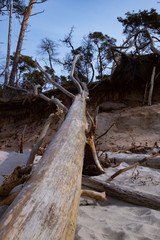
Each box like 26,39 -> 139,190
0,0 -> 159,76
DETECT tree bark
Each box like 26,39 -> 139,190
9,0 -> 35,86
4,0 -> 13,85
0,94 -> 87,240
82,176 -> 160,210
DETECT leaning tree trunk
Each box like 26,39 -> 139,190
9,0 -> 35,86
4,0 -> 13,85
0,94 -> 87,240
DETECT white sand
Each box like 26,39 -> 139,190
75,162 -> 160,240
0,151 -> 160,240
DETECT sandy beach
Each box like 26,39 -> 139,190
0,150 -> 159,240
75,161 -> 160,240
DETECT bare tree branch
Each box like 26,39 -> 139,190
95,121 -> 116,141
146,28 -> 160,55
36,60 -> 75,99
70,54 -> 83,95
152,36 -> 160,42
4,84 -> 28,92
106,151 -> 160,182
30,10 -> 44,16
39,93 -> 68,113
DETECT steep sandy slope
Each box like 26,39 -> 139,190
0,103 -> 160,153
95,103 -> 160,152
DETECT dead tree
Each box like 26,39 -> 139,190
0,55 -> 93,240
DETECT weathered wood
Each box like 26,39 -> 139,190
148,66 -> 156,106
39,93 -> 68,113
36,61 -> 75,99
82,176 -> 160,210
81,189 -> 107,201
0,165 -> 32,197
107,152 -> 160,182
70,54 -> 83,95
107,152 -> 160,169
0,95 -> 87,240
26,113 -> 55,166
86,112 -> 105,174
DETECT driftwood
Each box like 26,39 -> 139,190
26,113 -> 55,166
81,189 -> 107,201
0,165 -> 32,197
0,113 -> 55,199
0,55 -> 89,240
85,112 -> 105,174
107,152 -> 160,182
82,176 -> 160,210
0,95 -> 87,240
107,152 -> 160,169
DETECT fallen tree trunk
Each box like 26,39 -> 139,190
0,94 -> 87,240
82,176 -> 160,210
107,152 -> 160,169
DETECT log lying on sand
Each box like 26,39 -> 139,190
0,95 -> 87,240
82,176 -> 160,210
107,152 -> 160,169
81,189 -> 107,201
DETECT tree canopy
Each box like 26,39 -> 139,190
0,0 -> 26,16
1,6 -> 160,93
117,8 -> 160,34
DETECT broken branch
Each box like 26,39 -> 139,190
26,113 -> 55,166
81,189 -> 107,201
39,93 -> 68,113
107,152 -> 160,182
96,121 -> 116,141
86,112 -> 105,174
